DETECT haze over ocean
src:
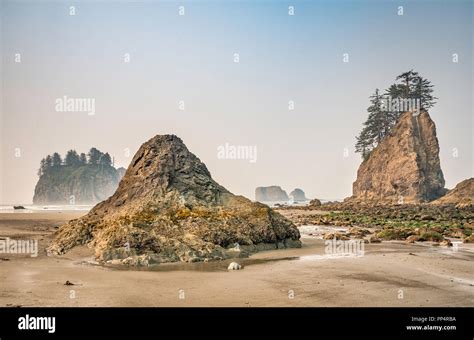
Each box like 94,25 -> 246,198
1,0 -> 472,204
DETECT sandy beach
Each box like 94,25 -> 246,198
0,211 -> 473,307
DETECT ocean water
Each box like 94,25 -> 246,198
260,200 -> 310,207
259,199 -> 335,207
0,204 -> 93,213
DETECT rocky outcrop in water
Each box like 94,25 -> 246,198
48,135 -> 301,265
351,111 -> 446,203
289,188 -> 307,202
33,164 -> 125,205
255,186 -> 289,202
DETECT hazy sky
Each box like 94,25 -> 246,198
1,0 -> 473,204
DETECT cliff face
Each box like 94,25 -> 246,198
33,165 -> 125,205
352,111 -> 446,203
48,135 -> 300,264
255,186 -> 289,202
432,178 -> 474,207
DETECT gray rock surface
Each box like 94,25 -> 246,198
48,135 -> 301,265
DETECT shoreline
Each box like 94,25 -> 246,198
0,211 -> 473,307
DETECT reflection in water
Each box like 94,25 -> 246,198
106,256 -> 301,273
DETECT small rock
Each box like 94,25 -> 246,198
227,262 -> 242,270
323,232 -> 349,241
463,235 -> 474,243
309,198 -> 322,207
64,280 -> 75,286
368,236 -> 381,243
406,235 -> 419,243
440,239 -> 452,247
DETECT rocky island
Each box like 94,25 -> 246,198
255,186 -> 289,202
289,188 -> 307,202
33,148 -> 125,205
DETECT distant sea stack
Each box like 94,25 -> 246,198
432,178 -> 474,207
289,188 -> 307,202
33,148 -> 125,205
48,135 -> 301,265
255,186 -> 289,202
351,111 -> 446,203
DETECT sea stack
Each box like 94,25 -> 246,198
289,188 -> 307,202
255,186 -> 289,202
48,135 -> 301,265
351,111 -> 446,203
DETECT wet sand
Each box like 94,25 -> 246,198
0,212 -> 473,307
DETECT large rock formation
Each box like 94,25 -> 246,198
33,165 -> 126,205
48,135 -> 301,265
289,188 -> 307,202
351,111 -> 446,203
432,178 -> 474,207
255,186 -> 289,202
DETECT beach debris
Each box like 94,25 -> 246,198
13,205 -> 26,210
64,280 -> 75,286
227,262 -> 242,270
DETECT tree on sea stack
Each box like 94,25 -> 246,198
52,153 -> 62,167
355,70 -> 437,159
79,153 -> 87,165
355,89 -> 394,159
65,149 -> 81,166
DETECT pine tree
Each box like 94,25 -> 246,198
87,148 -> 103,165
65,150 -> 80,166
355,70 -> 437,159
79,153 -> 87,165
413,76 -> 437,110
355,89 -> 389,159
37,158 -> 47,177
52,152 -> 62,167
355,126 -> 374,160
45,155 -> 53,168
101,152 -> 112,166
396,70 -> 419,98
